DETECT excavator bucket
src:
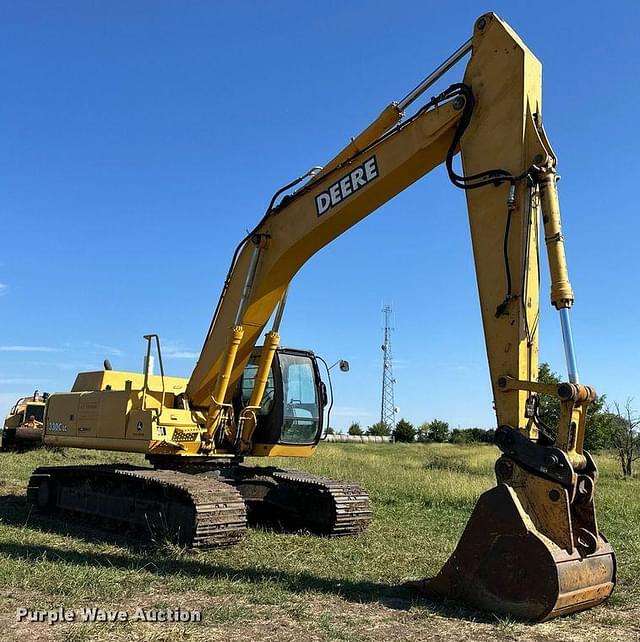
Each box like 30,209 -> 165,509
410,459 -> 615,621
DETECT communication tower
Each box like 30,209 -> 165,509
380,304 -> 397,434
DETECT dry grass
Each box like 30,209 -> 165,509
0,443 -> 638,641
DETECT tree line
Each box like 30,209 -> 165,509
331,418 -> 495,445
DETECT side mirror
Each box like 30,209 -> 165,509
329,359 -> 350,372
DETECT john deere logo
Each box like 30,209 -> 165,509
315,156 -> 379,217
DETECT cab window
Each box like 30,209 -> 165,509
280,353 -> 320,444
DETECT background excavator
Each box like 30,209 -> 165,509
26,12 -> 615,622
1,391 -> 48,450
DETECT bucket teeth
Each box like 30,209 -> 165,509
412,482 -> 615,621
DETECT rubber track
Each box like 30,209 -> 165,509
271,469 -> 372,536
27,465 -> 246,548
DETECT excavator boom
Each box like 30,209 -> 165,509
186,15 -> 564,440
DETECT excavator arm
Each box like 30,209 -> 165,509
187,14 -> 565,449
186,12 -> 615,620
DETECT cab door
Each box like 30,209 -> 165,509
236,348 -> 325,446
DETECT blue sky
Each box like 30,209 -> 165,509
1,1 -> 639,431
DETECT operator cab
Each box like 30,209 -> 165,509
23,403 -> 45,423
236,347 -> 327,446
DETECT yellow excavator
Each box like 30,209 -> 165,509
26,12 -> 615,621
2,391 -> 48,450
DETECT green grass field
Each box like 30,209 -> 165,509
0,443 -> 638,641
